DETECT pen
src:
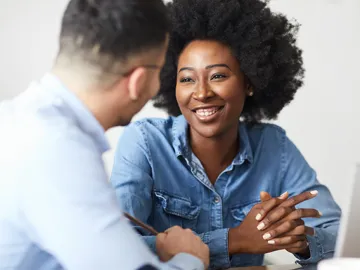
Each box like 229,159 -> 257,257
124,212 -> 159,236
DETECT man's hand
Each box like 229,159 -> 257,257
156,226 -> 210,269
258,191 -> 320,256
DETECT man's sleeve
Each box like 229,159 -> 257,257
20,135 -> 204,270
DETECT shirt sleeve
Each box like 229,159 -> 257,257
280,134 -> 341,264
111,124 -> 232,270
20,134 -> 204,270
137,232 -> 230,270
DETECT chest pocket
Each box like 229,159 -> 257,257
154,191 -> 200,230
230,200 -> 260,227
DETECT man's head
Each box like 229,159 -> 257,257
54,0 -> 169,128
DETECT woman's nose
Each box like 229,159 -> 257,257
193,84 -> 215,101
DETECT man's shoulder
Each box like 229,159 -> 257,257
0,91 -> 96,215
1,85 -> 77,136
1,94 -> 95,163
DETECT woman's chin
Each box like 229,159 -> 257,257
189,123 -> 226,139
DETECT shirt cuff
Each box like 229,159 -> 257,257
200,229 -> 231,270
168,253 -> 205,270
295,228 -> 335,265
142,235 -> 157,254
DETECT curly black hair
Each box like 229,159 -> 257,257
153,0 -> 304,122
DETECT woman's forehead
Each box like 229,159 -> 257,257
178,40 -> 238,69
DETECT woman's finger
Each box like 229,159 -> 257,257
286,208 -> 322,220
255,195 -> 288,222
257,206 -> 293,231
280,191 -> 318,208
260,191 -> 289,202
256,191 -> 318,227
262,219 -> 303,240
267,235 -> 306,245
287,225 -> 315,236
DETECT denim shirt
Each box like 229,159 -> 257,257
110,116 -> 341,269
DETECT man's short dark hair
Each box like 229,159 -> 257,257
58,0 -> 169,71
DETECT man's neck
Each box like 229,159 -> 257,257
51,67 -> 116,131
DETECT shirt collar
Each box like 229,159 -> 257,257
235,123 -> 254,164
172,115 -> 190,158
39,73 -> 110,153
172,115 -> 253,164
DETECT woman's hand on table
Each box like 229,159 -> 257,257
257,191 -> 321,257
228,191 -> 320,255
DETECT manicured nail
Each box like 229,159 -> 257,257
255,213 -> 262,221
268,240 -> 275,245
257,222 -> 265,230
263,233 -> 271,240
310,190 -> 318,195
279,191 -> 288,199
318,211 -> 323,216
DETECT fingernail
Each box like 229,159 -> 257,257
257,222 -> 265,230
279,191 -> 288,199
268,240 -> 275,245
263,233 -> 271,240
318,211 -> 323,216
310,190 -> 318,195
255,214 -> 262,221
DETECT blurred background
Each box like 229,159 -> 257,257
1,0 -> 359,264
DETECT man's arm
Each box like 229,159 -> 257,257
20,135 -> 204,270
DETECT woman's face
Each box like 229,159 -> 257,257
176,40 -> 249,138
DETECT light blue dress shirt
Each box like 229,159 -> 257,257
110,116 -> 341,270
0,74 -> 204,270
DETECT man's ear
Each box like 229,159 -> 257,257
128,67 -> 147,101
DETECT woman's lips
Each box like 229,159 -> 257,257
192,106 -> 224,122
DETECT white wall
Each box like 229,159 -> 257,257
1,0 -> 359,265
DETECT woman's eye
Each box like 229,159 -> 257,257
179,77 -> 194,83
211,74 -> 227,80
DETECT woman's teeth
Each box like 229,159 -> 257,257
195,107 -> 220,117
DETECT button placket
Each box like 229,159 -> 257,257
211,192 -> 223,229
213,196 -> 221,204
188,161 -> 213,190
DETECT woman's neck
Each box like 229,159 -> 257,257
189,124 -> 239,184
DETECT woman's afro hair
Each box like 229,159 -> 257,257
153,0 -> 304,122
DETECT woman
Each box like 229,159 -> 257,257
110,0 -> 341,269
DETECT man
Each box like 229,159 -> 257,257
0,0 -> 209,269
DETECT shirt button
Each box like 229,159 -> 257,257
213,196 -> 221,204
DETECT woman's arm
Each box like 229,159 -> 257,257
280,134 -> 341,264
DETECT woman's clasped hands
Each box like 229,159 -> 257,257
229,191 -> 321,257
